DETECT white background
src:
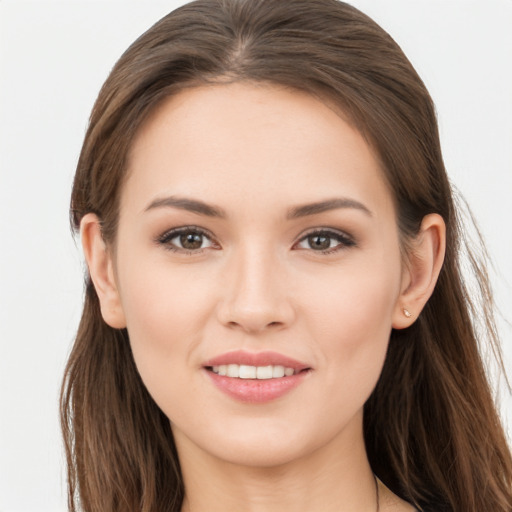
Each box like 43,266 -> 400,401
1,1 -> 511,510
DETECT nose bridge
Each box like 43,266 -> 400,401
218,240 -> 294,332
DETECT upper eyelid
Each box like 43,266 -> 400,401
157,225 -> 215,241
296,226 -> 354,241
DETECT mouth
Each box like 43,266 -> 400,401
202,351 -> 312,403
202,350 -> 311,378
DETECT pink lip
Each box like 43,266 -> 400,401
202,350 -> 311,404
203,350 -> 310,372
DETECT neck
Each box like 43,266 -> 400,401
176,415 -> 378,512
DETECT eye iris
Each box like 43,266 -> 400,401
180,232 -> 203,250
308,234 -> 331,250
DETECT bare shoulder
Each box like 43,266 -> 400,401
378,479 -> 417,512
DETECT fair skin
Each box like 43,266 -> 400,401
81,83 -> 445,512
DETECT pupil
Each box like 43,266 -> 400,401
309,234 -> 330,250
180,232 -> 203,249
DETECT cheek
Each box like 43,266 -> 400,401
305,254 -> 400,333
115,253 -> 213,384
117,267 -> 215,427
300,253 -> 402,386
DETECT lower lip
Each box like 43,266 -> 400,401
204,370 -> 309,403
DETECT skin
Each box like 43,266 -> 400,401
82,83 -> 445,512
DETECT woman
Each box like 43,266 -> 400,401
61,0 -> 512,511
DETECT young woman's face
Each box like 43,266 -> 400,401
112,83 -> 407,467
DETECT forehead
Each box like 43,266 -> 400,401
123,82 -> 394,219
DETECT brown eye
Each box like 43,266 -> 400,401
180,232 -> 204,250
295,229 -> 356,253
307,234 -> 331,250
157,227 -> 216,253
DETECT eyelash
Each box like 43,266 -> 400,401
156,226 -> 218,254
294,228 -> 356,254
155,226 -> 356,255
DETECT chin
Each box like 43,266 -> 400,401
172,410 -> 361,470
206,437 -> 316,469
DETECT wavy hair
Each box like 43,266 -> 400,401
61,1 -> 512,510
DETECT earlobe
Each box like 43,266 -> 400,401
80,213 -> 127,329
392,213 -> 446,329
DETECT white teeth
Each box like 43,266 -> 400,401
272,365 -> 285,378
239,365 -> 257,378
227,364 -> 239,378
256,365 -> 273,379
210,364 -> 297,379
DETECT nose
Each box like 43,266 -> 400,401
216,244 -> 295,334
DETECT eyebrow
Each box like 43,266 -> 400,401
286,198 -> 372,219
144,196 -> 227,218
144,195 -> 372,219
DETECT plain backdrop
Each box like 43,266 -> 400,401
1,1 -> 511,511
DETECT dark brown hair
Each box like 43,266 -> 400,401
61,1 -> 512,511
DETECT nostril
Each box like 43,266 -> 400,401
225,320 -> 283,331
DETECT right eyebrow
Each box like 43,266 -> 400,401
144,195 -> 227,218
286,197 -> 372,219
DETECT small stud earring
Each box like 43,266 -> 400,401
403,308 -> 412,318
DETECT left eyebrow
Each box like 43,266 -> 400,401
286,198 -> 373,219
143,195 -> 227,218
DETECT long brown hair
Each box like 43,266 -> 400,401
61,1 -> 512,510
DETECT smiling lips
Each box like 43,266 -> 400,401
203,350 -> 311,403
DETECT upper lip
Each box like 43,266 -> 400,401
202,350 -> 310,371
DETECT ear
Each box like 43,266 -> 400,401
392,213 -> 446,329
80,213 -> 127,329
